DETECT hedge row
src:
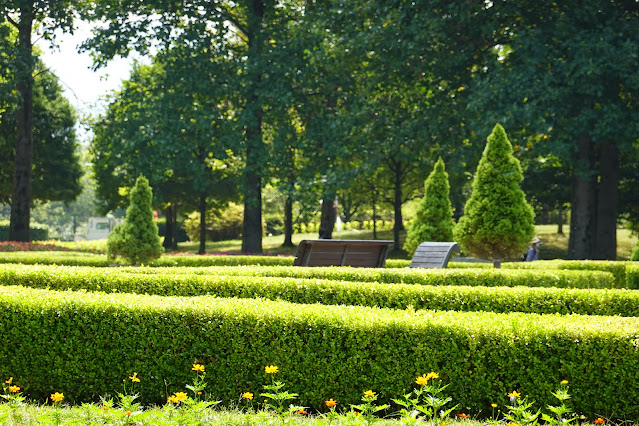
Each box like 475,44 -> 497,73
0,285 -> 637,419
1,265 -> 634,316
127,264 -> 616,290
0,251 -> 295,267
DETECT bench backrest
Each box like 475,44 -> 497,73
409,242 -> 460,268
293,239 -> 394,268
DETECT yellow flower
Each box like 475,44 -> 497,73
101,406 -> 109,410
9,385 -> 20,393
416,374 -> 429,386
426,372 -> 439,381
325,398 -> 337,407
242,392 -> 254,400
192,363 -> 205,373
51,392 -> 64,403
4,377 -> 12,384
560,380 -> 569,385
363,390 -> 376,398
129,372 -> 141,383
123,411 -> 132,416
297,409 -> 308,415
167,395 -> 179,404
265,365 -> 279,374
491,403 -> 498,408
507,390 -> 521,399
507,423 -> 520,426
174,391 -> 188,402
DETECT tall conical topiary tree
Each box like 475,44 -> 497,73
403,157 -> 454,255
454,124 -> 535,268
107,175 -> 164,265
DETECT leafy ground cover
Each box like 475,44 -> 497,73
1,364 -> 611,426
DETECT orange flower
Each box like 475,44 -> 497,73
458,413 -> 469,418
123,411 -> 132,416
9,385 -> 20,393
594,418 -> 605,425
101,406 -> 109,410
297,409 -> 308,415
325,398 -> 337,408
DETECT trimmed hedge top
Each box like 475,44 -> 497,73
1,264 -> 636,316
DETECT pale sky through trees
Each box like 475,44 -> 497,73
40,20 -> 141,142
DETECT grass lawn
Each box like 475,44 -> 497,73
45,225 -> 637,260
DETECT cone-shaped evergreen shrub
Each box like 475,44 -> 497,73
403,157 -> 454,255
454,124 -> 534,268
631,240 -> 639,261
107,175 -> 164,265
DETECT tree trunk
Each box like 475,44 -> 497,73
492,248 -> 502,268
241,0 -> 265,254
163,206 -> 174,249
283,194 -> 294,247
594,141 -> 618,260
170,204 -> 178,249
392,162 -> 404,252
568,136 -> 596,259
319,195 -> 336,239
198,194 -> 207,255
9,7 -> 34,242
372,189 -> 378,240
557,204 -> 564,235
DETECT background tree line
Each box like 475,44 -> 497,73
1,0 -> 638,260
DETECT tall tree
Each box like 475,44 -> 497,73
1,0 -> 79,241
0,56 -> 82,209
469,1 -> 639,259
81,0 -> 308,254
455,124 -> 535,268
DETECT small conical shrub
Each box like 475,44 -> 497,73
107,175 -> 164,265
631,241 -> 639,261
403,157 -> 454,255
454,124 -> 534,268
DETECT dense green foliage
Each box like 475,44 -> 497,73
403,158 -> 454,255
455,125 -> 535,267
632,241 -> 639,261
0,264 -> 634,316
1,285 -> 638,418
107,176 -> 163,264
0,220 -> 49,241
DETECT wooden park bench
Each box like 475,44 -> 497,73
293,239 -> 394,268
409,242 -> 460,268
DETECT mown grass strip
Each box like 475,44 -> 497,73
0,264 -> 633,316
0,285 -> 637,419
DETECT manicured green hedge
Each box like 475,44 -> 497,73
0,251 -> 295,267
0,265 -> 632,316
0,221 -> 50,241
502,260 -> 630,289
128,264 -> 616,289
627,263 -> 639,290
0,285 -> 637,419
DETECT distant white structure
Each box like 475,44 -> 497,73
86,217 -> 119,240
